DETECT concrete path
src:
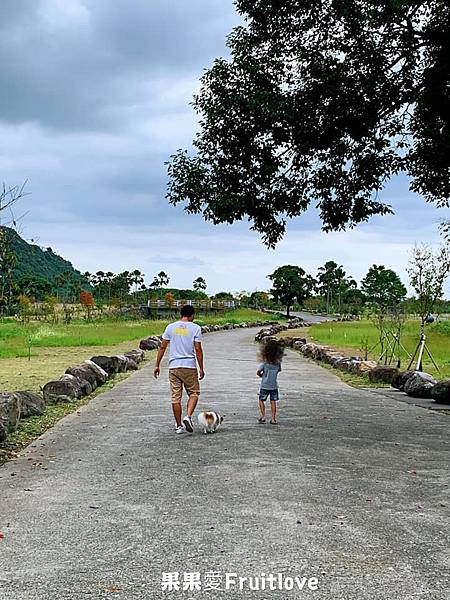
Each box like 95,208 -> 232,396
1,329 -> 449,600
289,311 -> 335,323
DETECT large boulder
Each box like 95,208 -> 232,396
431,380 -> 450,404
66,365 -> 98,389
60,374 -> 92,397
15,391 -> 46,418
91,355 -> 121,376
124,357 -> 138,371
114,355 -> 128,373
355,360 -> 378,375
404,372 -> 436,398
0,393 -> 21,442
368,365 -> 398,384
391,370 -> 417,391
123,350 -> 145,364
255,328 -> 272,342
43,378 -> 83,404
139,336 -> 161,350
84,360 -> 109,384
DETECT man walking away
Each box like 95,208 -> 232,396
154,305 -> 205,434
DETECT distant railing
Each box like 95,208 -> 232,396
144,299 -> 237,310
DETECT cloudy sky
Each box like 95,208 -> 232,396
0,0 -> 448,295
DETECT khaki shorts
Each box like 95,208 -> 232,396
169,368 -> 200,404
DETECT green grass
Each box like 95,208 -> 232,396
308,319 -> 450,379
0,309 -> 278,359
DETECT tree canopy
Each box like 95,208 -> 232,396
167,1 -> 450,247
361,264 -> 407,308
268,265 -> 314,316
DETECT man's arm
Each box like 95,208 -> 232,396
194,341 -> 205,380
154,339 -> 169,378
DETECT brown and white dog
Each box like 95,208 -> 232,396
197,411 -> 224,434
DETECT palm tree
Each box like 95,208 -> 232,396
130,269 -> 145,298
193,276 -> 207,292
105,271 -> 114,303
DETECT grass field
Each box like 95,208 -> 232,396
0,309 -> 278,393
307,319 -> 450,379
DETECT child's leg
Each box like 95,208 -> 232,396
270,400 -> 277,423
259,399 -> 266,419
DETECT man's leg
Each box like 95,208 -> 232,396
187,392 -> 199,417
184,369 -> 201,418
169,370 -> 183,427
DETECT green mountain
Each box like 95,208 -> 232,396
0,226 -> 83,284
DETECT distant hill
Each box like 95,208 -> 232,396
0,226 -> 83,283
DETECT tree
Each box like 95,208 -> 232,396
80,290 -> 95,320
167,2 -> 450,247
361,265 -> 407,309
0,227 -> 17,314
16,276 -> 52,301
0,181 -> 28,225
268,265 -> 314,317
164,292 -> 176,307
193,276 -> 207,292
407,244 -> 450,333
149,271 -> 170,299
250,290 -> 270,308
130,269 -> 145,297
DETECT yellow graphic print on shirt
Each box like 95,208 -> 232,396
173,327 -> 189,336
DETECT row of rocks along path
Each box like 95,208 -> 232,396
0,327 -> 449,599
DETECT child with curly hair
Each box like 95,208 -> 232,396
257,339 -> 284,425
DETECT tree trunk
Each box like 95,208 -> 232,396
286,304 -> 290,318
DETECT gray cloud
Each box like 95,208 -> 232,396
0,0 -> 237,131
0,0 -> 446,294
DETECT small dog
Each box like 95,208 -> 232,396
197,411 -> 224,434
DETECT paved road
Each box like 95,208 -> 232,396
1,329 -> 449,600
289,311 -> 335,323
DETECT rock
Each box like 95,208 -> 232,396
431,380 -> 450,404
15,391 -> 46,418
84,360 -> 109,384
43,379 -> 83,404
60,374 -> 92,397
117,354 -> 138,371
115,355 -> 129,373
66,365 -> 98,389
292,340 -> 306,351
123,350 -> 145,364
334,357 -> 355,372
139,336 -> 161,350
260,335 -> 278,345
255,328 -> 273,342
391,370 -> 417,391
125,358 -> 139,371
0,393 -> 21,442
299,343 -> 316,357
355,360 -> 378,375
91,355 -> 121,376
404,372 -> 437,398
279,337 -> 294,348
368,366 -> 399,384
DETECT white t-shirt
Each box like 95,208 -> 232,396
162,320 -> 202,369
